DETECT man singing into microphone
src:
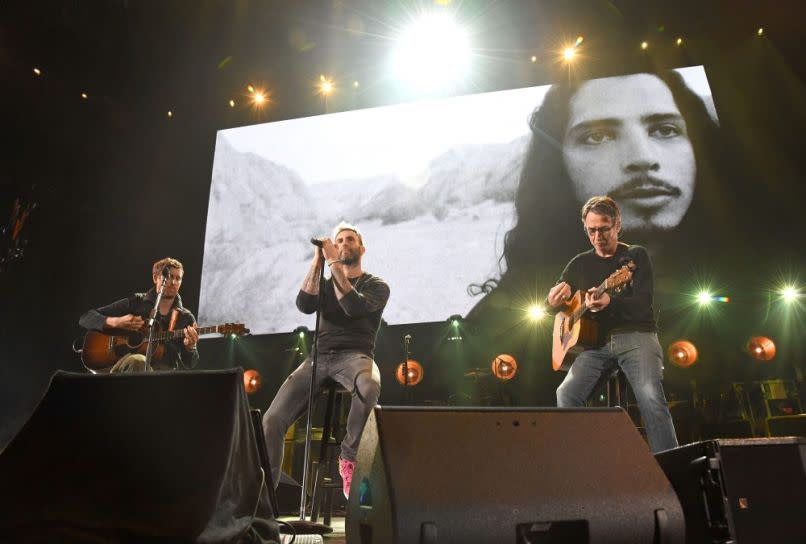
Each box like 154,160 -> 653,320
262,222 -> 390,498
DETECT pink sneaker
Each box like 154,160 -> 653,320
338,457 -> 356,499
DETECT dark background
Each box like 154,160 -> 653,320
2,0 -> 805,448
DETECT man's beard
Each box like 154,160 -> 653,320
341,254 -> 359,266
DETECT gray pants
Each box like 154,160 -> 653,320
262,350 -> 381,489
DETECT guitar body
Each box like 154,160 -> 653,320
81,328 -> 167,373
552,291 -> 601,372
80,322 -> 248,373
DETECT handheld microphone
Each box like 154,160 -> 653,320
161,266 -> 170,279
310,238 -> 324,247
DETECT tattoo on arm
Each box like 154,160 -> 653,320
301,261 -> 322,295
329,266 -> 354,299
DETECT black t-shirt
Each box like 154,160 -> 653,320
296,273 -> 390,357
558,243 -> 656,336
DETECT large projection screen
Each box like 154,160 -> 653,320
200,66 -> 715,335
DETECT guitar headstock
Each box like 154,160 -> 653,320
607,260 -> 635,290
220,323 -> 249,337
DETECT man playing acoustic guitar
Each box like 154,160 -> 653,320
547,196 -> 678,453
79,257 -> 199,372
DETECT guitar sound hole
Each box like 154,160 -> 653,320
126,333 -> 144,348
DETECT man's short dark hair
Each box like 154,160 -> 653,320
581,196 -> 621,224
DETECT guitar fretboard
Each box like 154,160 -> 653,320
153,325 -> 227,342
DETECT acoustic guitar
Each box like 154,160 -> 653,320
81,322 -> 248,373
551,262 -> 635,372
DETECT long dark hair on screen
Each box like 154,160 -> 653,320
469,69 -> 732,300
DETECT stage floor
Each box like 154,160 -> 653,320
278,516 -> 346,543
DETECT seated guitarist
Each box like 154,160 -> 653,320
79,257 -> 199,372
547,197 -> 678,453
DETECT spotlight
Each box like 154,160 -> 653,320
491,354 -> 518,381
390,12 -> 471,92
353,80 -> 360,88
563,47 -> 575,61
33,67 -> 41,76
780,285 -> 799,303
696,290 -> 713,305
81,92 -> 88,99
747,336 -> 776,361
229,99 -> 235,108
253,91 -> 267,105
757,27 -> 764,37
247,84 -> 255,94
229,333 -> 238,340
319,76 -> 334,96
395,360 -> 424,386
575,36 -> 584,47
243,369 -> 263,394
667,340 -> 698,368
676,37 -> 683,46
530,55 -> 537,63
641,41 -> 649,50
293,326 -> 310,339
167,110 -> 173,118
527,305 -> 546,321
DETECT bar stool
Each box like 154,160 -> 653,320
310,381 -> 350,525
606,368 -> 624,408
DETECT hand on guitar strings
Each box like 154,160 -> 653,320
106,313 -> 145,331
585,288 -> 611,313
183,324 -> 199,351
547,282 -> 572,308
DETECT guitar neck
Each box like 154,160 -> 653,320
571,277 -> 612,321
154,325 -> 220,343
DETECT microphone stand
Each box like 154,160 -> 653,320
288,251 -> 330,535
403,334 -> 412,404
143,273 -> 168,372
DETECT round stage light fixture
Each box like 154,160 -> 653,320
396,360 -> 424,386
667,340 -> 698,368
491,354 -> 518,381
747,336 -> 776,361
390,13 -> 471,92
243,369 -> 263,394
780,285 -> 799,303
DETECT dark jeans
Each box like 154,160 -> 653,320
556,331 -> 679,453
262,351 -> 381,488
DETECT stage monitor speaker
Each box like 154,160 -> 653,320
346,407 -> 685,544
655,437 -> 806,543
0,369 -> 278,542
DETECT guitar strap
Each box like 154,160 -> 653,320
168,308 -> 180,332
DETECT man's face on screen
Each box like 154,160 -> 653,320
334,229 -> 364,266
562,73 -> 696,232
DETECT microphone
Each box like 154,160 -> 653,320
161,266 -> 170,279
404,334 -> 412,343
310,238 -> 324,247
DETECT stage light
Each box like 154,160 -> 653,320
491,354 -> 518,381
563,47 -> 576,61
294,326 -> 309,339
353,80 -> 360,88
641,41 -> 649,50
390,12 -> 471,92
527,305 -> 546,321
676,37 -> 683,46
229,99 -> 235,108
229,333 -> 238,340
575,36 -> 584,47
395,360 -> 424,386
247,84 -> 255,94
253,91 -> 267,105
757,27 -> 764,37
167,110 -> 173,118
780,285 -> 799,303
530,55 -> 537,63
243,369 -> 263,394
696,290 -> 713,305
667,340 -> 698,368
318,75 -> 334,97
747,336 -> 776,361
81,92 -> 88,99
33,67 -> 41,76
